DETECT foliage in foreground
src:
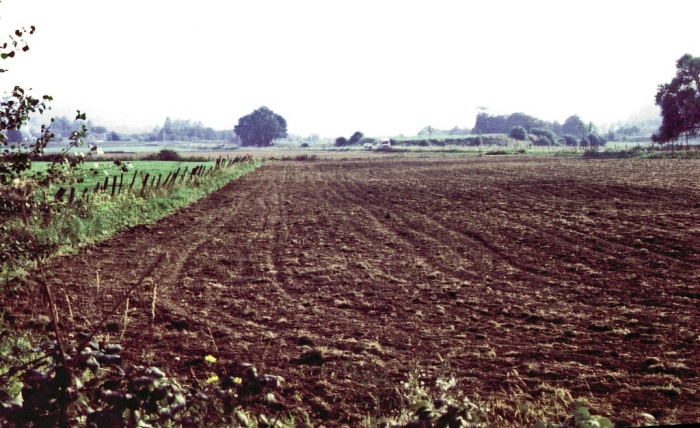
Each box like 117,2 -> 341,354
1,324 -> 657,427
0,329 -> 287,427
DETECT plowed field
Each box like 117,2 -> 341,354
5,157 -> 700,425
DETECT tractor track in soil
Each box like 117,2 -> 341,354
3,156 -> 700,425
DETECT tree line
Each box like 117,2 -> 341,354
653,53 -> 700,147
149,117 -> 235,143
471,112 -> 605,147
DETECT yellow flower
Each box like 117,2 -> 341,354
232,377 -> 242,385
206,375 -> 219,384
205,355 -> 217,363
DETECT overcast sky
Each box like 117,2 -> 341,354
1,0 -> 698,138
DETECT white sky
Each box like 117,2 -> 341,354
1,0 -> 698,138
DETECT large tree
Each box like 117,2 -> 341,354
561,115 -> 584,137
234,106 -> 287,147
653,54 -> 700,146
348,131 -> 364,145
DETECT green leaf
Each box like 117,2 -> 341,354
594,416 -> 613,428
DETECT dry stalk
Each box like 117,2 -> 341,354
61,287 -> 74,321
206,325 -> 219,354
120,297 -> 129,340
77,252 -> 166,353
95,269 -> 100,294
151,280 -> 158,324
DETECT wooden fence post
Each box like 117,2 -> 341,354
54,187 -> 67,201
68,187 -> 76,206
162,172 -> 172,188
141,173 -> 150,194
118,173 -> 124,194
170,168 -> 181,186
103,176 -> 109,192
155,173 -> 162,189
93,182 -> 101,194
129,170 -> 138,191
111,176 -> 117,197
81,187 -> 89,201
180,166 -> 189,182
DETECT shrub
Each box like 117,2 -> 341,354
0,332 -> 286,427
509,126 -> 528,141
588,133 -> 606,147
530,128 -> 558,146
533,136 -> 552,146
562,135 -> 578,146
300,142 -> 309,148
348,131 -> 364,145
143,149 -> 183,161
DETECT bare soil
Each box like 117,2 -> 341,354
4,157 -> 700,425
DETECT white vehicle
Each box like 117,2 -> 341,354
363,142 -> 374,150
379,138 -> 391,148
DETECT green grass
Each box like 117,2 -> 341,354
0,317 -> 42,400
43,161 -> 256,245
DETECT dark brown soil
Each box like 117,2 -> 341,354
4,157 -> 700,425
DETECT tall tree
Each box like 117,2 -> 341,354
234,106 -> 287,147
348,131 -> 364,145
562,115 -> 583,137
653,54 -> 700,146
509,126 -> 528,141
